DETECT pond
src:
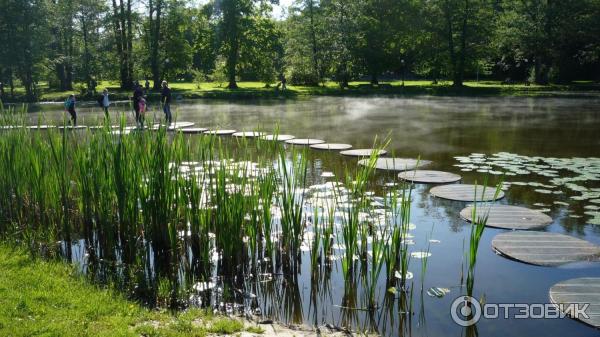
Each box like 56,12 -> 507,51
21,95 -> 600,336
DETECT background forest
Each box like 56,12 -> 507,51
0,0 -> 599,101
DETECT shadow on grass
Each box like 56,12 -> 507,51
5,81 -> 600,103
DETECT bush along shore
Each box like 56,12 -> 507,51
2,80 -> 599,104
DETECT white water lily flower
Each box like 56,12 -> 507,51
411,251 -> 431,259
394,270 -> 413,280
193,281 -> 216,292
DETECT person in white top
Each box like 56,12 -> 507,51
102,89 -> 110,117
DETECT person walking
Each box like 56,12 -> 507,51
161,80 -> 172,125
100,89 -> 110,118
280,73 -> 287,91
64,94 -> 77,125
132,81 -> 144,124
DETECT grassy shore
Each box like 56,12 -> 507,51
0,244 -> 261,337
2,80 -> 599,103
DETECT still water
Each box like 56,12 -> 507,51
30,96 -> 600,336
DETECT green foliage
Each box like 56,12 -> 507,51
0,0 -> 599,102
208,318 -> 244,334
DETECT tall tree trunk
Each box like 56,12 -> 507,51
126,0 -> 134,88
454,0 -> 469,87
308,0 -> 320,85
150,0 -> 163,90
444,0 -> 457,86
224,1 -> 239,89
226,40 -> 239,89
82,14 -> 92,92
65,33 -> 74,90
56,64 -> 67,91
113,0 -> 128,89
534,56 -> 548,84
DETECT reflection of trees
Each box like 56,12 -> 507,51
417,189 -> 467,233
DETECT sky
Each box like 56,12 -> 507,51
192,0 -> 295,20
272,0 -> 294,19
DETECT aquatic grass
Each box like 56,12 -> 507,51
465,179 -> 503,298
278,147 -> 308,270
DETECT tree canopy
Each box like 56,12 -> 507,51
0,0 -> 599,100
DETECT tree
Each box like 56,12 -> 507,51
238,12 -> 284,86
214,0 -> 255,89
322,0 -> 359,87
190,4 -> 218,78
147,0 -> 164,90
161,0 -> 193,80
77,0 -> 106,93
48,0 -> 78,91
111,0 -> 134,89
493,0 -> 600,84
0,0 -> 48,100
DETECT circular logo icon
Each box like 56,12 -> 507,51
451,296 -> 482,326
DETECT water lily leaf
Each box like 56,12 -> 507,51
427,287 -> 450,298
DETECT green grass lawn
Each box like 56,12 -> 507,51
0,244 -> 261,337
2,79 -> 598,103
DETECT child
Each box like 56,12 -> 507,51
138,97 -> 147,128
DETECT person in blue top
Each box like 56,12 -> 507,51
64,94 -> 77,125
98,89 -> 110,118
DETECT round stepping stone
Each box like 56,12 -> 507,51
341,149 -> 387,157
167,122 -> 194,130
88,125 -> 121,130
398,170 -> 461,184
310,143 -> 353,151
110,129 -> 131,136
460,205 -> 552,229
359,158 -> 431,171
285,138 -> 325,145
430,184 -> 505,202
58,125 -> 87,130
204,129 -> 237,136
180,127 -> 208,134
550,277 -> 600,328
492,232 -> 600,266
262,134 -> 295,141
232,131 -> 265,138
27,125 -> 56,130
